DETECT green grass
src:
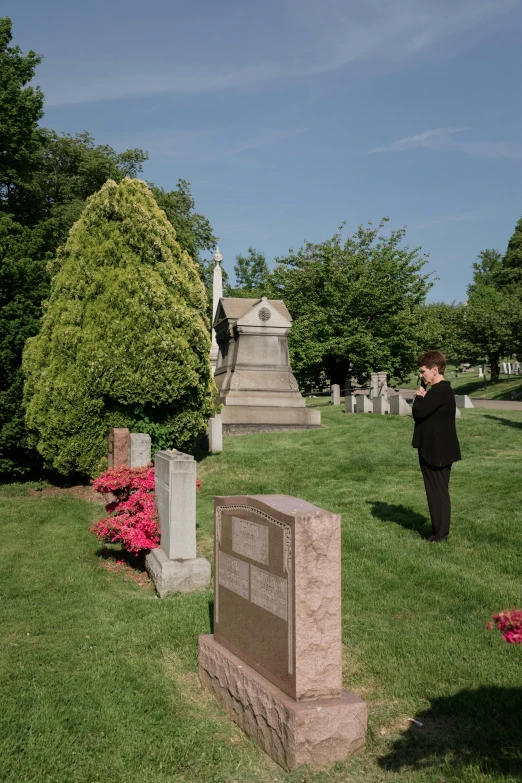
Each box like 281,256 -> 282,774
2,408 -> 522,782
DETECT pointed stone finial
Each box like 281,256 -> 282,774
213,246 -> 223,265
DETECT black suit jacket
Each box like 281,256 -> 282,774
412,380 -> 461,467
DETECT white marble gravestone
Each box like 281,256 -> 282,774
145,451 -> 210,597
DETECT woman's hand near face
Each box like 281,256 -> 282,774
415,387 -> 427,397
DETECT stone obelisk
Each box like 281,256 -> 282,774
210,247 -> 223,374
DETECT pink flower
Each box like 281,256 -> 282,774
488,609 -> 522,645
90,465 -> 202,555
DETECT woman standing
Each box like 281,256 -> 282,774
412,350 -> 461,542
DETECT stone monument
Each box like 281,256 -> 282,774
370,372 -> 388,398
207,414 -> 223,453
344,393 -> 356,413
213,297 -> 320,433
107,427 -> 130,468
389,396 -> 412,416
199,494 -> 366,769
210,247 -> 223,374
146,451 -> 211,597
128,433 -> 151,467
331,384 -> 341,405
356,395 -> 373,413
455,395 -> 474,409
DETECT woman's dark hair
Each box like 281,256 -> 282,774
417,350 -> 446,374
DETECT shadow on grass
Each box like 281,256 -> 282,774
368,501 -> 430,538
378,686 -> 522,779
95,545 -> 147,572
484,414 -> 522,430
208,599 -> 214,633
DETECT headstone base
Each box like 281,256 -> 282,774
198,635 -> 366,771
221,405 -> 321,431
146,548 -> 211,598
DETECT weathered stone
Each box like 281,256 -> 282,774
372,397 -> 390,415
213,297 -> 320,431
107,427 -> 130,468
212,494 -> 342,701
355,395 -> 373,413
145,548 -> 211,597
146,450 -> 211,598
455,395 -> 474,409
155,450 -> 197,560
331,384 -> 341,405
389,396 -> 412,416
207,414 -> 223,453
344,394 -> 356,413
128,432 -> 151,467
370,372 -> 388,398
199,635 -> 366,771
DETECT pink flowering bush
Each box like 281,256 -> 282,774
91,465 -> 159,554
488,608 -> 522,645
91,465 -> 202,554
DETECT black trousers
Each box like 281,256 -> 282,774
419,455 -> 452,539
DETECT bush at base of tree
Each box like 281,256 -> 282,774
23,178 -> 216,478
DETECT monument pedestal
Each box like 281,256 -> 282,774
199,635 -> 366,770
146,548 -> 211,598
221,405 -> 320,434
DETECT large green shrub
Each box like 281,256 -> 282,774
23,178 -> 215,477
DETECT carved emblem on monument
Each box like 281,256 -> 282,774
258,306 -> 271,322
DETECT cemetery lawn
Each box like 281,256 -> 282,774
2,407 -> 522,783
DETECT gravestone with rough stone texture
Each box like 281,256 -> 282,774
199,495 -> 366,770
128,433 -> 151,467
356,395 -> 373,413
478,366 -> 483,377
107,427 -> 130,468
145,450 -> 210,597
207,414 -> 223,453
389,396 -> 412,416
372,397 -> 390,415
344,394 -> 356,413
331,384 -> 341,405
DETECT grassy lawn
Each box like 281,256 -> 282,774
2,407 -> 522,783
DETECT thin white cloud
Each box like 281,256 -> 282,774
371,126 -> 522,158
371,127 -> 469,153
40,0 -> 519,106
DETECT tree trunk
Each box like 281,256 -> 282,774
490,353 -> 500,383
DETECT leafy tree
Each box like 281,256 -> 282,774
23,178 -> 215,477
0,17 -> 44,222
496,216 -> 522,289
0,132 -> 149,477
269,220 -> 434,389
459,284 -> 521,382
420,301 -> 466,361
231,247 -> 271,298
468,249 -> 503,293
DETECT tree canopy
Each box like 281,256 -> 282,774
269,220 -> 434,388
23,178 -> 215,477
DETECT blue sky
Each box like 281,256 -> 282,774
6,0 -> 522,302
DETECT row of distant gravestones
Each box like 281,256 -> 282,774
103,430 -> 367,770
